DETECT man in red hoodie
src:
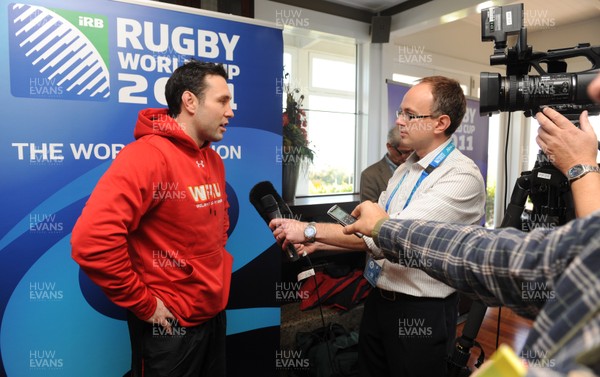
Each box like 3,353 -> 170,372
71,60 -> 234,377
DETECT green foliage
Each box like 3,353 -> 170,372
282,73 -> 315,163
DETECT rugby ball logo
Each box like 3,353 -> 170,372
9,3 -> 110,100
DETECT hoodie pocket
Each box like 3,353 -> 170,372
166,248 -> 231,321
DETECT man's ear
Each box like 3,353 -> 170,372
434,114 -> 451,135
181,91 -> 197,115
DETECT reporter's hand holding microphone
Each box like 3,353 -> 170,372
269,218 -> 322,257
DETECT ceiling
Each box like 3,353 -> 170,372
279,0 -> 600,67
325,0 -> 412,13
461,0 -> 600,30
391,0 -> 600,67
324,0 -> 600,23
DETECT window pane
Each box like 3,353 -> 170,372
309,94 -> 355,113
486,114 -> 500,228
282,53 -> 292,108
307,112 -> 355,194
311,57 -> 355,92
392,73 -> 420,85
284,53 -> 292,77
283,35 -> 357,198
300,95 -> 355,195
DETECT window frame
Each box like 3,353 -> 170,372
284,39 -> 359,198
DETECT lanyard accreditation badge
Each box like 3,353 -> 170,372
384,141 -> 455,212
365,141 -> 456,287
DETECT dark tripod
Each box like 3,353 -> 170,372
447,148 -> 576,377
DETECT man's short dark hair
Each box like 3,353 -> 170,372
418,76 -> 466,136
165,60 -> 228,117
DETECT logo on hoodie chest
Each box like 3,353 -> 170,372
188,183 -> 223,207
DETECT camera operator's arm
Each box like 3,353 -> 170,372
536,107 -> 600,218
349,211 -> 596,317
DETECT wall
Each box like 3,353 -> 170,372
255,0 -> 600,192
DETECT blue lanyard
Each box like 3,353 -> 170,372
385,142 -> 455,212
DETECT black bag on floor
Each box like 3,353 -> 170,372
295,323 -> 359,377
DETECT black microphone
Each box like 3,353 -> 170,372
260,194 -> 299,261
260,194 -> 283,220
249,181 -> 300,261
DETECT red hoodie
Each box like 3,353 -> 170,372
71,108 -> 232,327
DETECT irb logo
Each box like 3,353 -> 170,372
78,16 -> 104,29
8,3 -> 110,100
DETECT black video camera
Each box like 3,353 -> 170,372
479,3 -> 600,118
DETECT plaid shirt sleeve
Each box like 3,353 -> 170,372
376,218 -> 577,318
375,214 -> 600,376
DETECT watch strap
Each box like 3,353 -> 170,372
568,164 -> 600,182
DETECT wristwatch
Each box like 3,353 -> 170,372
566,164 -> 600,182
304,222 -> 317,243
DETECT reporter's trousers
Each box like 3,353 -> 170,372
358,288 -> 458,377
127,311 -> 226,377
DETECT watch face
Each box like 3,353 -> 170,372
568,165 -> 584,178
305,226 -> 316,238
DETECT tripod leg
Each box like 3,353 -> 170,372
447,301 -> 488,377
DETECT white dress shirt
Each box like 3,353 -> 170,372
364,138 -> 487,298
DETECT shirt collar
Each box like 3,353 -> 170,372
412,138 -> 454,169
384,153 -> 399,173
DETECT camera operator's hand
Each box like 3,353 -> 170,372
536,106 -> 600,218
536,107 -> 598,175
342,201 -> 389,238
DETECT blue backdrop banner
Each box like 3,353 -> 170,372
0,1 -> 283,376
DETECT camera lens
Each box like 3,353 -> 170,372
480,71 -> 599,116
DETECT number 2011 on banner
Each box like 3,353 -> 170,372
452,134 -> 474,151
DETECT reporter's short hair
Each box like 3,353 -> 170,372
418,76 -> 466,136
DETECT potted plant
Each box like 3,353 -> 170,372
282,73 -> 315,201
